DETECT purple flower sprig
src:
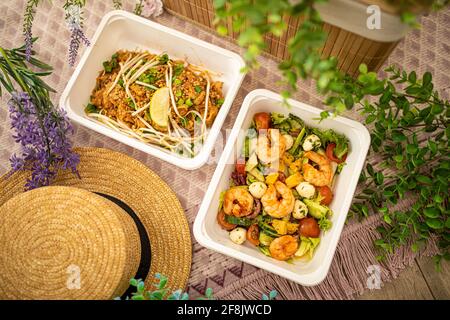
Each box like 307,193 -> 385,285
67,25 -> 90,66
64,1 -> 90,66
8,92 -> 79,190
22,0 -> 91,66
23,0 -> 40,61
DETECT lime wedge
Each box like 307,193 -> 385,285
150,87 -> 170,128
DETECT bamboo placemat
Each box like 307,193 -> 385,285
0,0 -> 448,299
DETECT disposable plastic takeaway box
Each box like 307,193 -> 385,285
60,10 -> 245,170
193,89 -> 371,286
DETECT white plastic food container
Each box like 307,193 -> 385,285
193,89 -> 371,286
59,10 -> 245,170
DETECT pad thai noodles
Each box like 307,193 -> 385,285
85,50 -> 224,157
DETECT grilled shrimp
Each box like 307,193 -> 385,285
302,151 -> 332,187
223,187 -> 254,217
261,181 -> 295,218
269,235 -> 299,261
257,129 -> 286,164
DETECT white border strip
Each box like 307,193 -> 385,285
315,0 -> 410,42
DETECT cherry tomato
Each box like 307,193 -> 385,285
318,186 -> 333,205
299,217 -> 320,238
326,143 -> 347,163
235,157 -> 246,175
217,210 -> 237,231
254,112 -> 271,130
246,224 -> 260,246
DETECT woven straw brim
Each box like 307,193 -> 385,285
0,147 -> 192,295
0,186 -> 141,300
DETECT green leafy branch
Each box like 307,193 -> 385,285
0,38 -> 54,111
213,0 -> 448,116
122,274 -> 277,300
350,66 -> 449,265
212,0 -> 449,266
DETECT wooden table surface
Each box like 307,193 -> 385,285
358,257 -> 449,299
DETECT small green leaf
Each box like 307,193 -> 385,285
217,25 -> 228,36
424,207 -> 440,219
425,218 -> 444,230
406,144 -> 418,154
392,131 -> 406,142
445,218 -> 450,229
205,287 -> 213,298
408,71 -> 417,83
269,290 -> 278,300
129,278 -> 138,287
375,172 -> 384,185
431,104 -> 444,115
433,194 -> 443,203
366,163 -> 375,176
365,114 -> 376,124
137,281 -> 145,293
361,205 -> 369,217
416,175 -> 432,184
158,276 -> 168,289
359,64 -> 368,74
422,72 -> 432,86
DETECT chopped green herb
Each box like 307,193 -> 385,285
103,53 -> 119,73
126,97 -> 136,109
185,98 -> 193,107
177,98 -> 185,105
175,90 -> 182,97
84,103 -> 98,114
174,63 -> 184,76
118,78 -> 124,87
180,117 -> 188,127
336,162 -> 346,174
318,217 -> 332,231
216,98 -> 224,106
194,85 -> 202,93
159,53 -> 169,64
225,215 -> 254,227
271,112 -> 286,125
173,78 -> 182,85
103,61 -> 112,73
139,72 -> 156,84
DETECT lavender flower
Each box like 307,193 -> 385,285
8,92 -> 79,190
65,2 -> 90,66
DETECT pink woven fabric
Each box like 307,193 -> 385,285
0,0 -> 448,299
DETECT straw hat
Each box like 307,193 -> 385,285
0,147 -> 192,299
0,186 -> 141,299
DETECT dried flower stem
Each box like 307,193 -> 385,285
112,0 -> 122,10
23,0 -> 40,61
134,0 -> 144,15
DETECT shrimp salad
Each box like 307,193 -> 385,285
217,112 -> 350,262
85,50 -> 224,157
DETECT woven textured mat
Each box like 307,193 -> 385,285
0,0 -> 448,299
